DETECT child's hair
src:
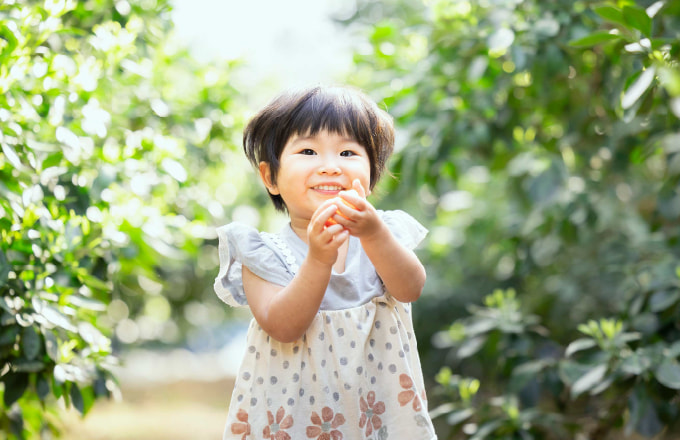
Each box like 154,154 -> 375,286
243,85 -> 395,212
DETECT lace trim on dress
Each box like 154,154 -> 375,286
263,232 -> 299,275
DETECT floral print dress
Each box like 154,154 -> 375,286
215,210 -> 437,440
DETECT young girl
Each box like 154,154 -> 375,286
214,85 -> 437,440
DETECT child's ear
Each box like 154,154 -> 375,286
258,162 -> 280,195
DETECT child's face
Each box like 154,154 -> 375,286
260,130 -> 371,227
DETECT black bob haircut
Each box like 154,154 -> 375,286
243,85 -> 395,212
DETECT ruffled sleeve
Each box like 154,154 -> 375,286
380,210 -> 428,250
213,223 -> 293,307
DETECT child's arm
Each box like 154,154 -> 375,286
242,201 -> 348,343
332,180 -> 426,303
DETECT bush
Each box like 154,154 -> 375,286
344,0 -> 680,438
0,0 -> 248,437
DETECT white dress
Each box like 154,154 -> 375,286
214,210 -> 437,440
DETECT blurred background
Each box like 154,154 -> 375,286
1,0 -> 679,439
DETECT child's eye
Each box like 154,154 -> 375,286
300,149 -> 316,155
340,150 -> 356,157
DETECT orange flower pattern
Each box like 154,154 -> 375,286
397,374 -> 423,411
359,391 -> 386,437
230,409 -> 251,440
263,406 -> 294,440
306,406 -> 346,440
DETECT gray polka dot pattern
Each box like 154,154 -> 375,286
221,295 -> 436,439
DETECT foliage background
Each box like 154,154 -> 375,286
342,0 -> 680,438
0,0 -> 265,436
1,0 -> 679,439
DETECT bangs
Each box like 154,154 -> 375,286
287,89 -> 374,147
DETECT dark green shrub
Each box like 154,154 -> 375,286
343,0 -> 680,437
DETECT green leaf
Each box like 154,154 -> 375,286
76,272 -> 111,291
620,352 -> 651,375
0,250 -> 9,287
7,404 -> 24,439
668,341 -> 680,358
565,338 -> 598,357
590,374 -> 615,395
69,294 -> 106,311
0,325 -> 19,346
470,419 -> 504,440
528,163 -> 563,204
622,67 -> 656,110
43,329 -> 59,362
40,305 -> 76,332
447,408 -> 475,426
510,359 -> 552,392
593,5 -> 627,27
457,335 -> 487,359
2,372 -> 28,407
571,364 -> 607,398
0,22 -> 19,55
93,371 -> 110,397
629,385 -> 664,437
655,358 -> 680,389
569,31 -> 621,47
1,143 -> 24,170
70,382 -> 84,413
512,359 -> 551,377
465,318 -> 497,336
51,375 -> 63,399
631,313 -> 659,335
12,359 -> 45,372
649,289 -> 680,312
37,374 -> 50,401
559,360 -> 592,385
21,326 -> 41,360
618,332 -> 641,344
79,385 -> 95,415
622,5 -> 652,37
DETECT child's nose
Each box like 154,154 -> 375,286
318,159 -> 341,175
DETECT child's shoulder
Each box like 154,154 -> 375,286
218,222 -> 294,256
214,222 -> 294,307
217,221 -> 261,239
217,222 -> 291,262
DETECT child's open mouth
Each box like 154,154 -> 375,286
312,185 -> 345,192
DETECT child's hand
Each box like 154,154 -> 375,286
324,189 -> 358,227
329,179 -> 382,238
307,200 -> 350,267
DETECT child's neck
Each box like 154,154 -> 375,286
289,221 -> 309,244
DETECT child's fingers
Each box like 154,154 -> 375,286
336,191 -> 374,220
338,190 -> 364,212
333,201 -> 357,221
322,223 -> 345,236
310,204 -> 339,232
352,178 -> 367,198
330,229 -> 349,247
337,229 -> 350,242
313,198 -> 340,216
